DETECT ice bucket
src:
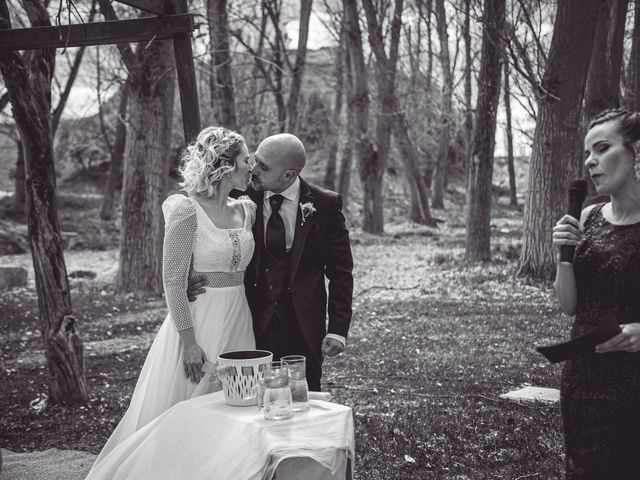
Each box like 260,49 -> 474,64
216,350 -> 273,406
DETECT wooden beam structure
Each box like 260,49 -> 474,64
0,14 -> 194,52
0,0 -> 201,144
167,0 -> 200,143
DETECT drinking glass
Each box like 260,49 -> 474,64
281,355 -> 309,412
263,361 -> 293,420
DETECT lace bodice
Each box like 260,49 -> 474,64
161,194 -> 256,331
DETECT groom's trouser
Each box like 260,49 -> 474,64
256,295 -> 322,391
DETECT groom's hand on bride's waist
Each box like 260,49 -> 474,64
187,275 -> 208,302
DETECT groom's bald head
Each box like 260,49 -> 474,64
251,133 -> 306,192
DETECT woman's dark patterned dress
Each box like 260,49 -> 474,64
561,203 -> 640,480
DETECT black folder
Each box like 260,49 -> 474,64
536,316 -> 622,364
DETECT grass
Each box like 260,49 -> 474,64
0,194 -> 569,479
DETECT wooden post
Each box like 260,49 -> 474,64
167,0 -> 201,144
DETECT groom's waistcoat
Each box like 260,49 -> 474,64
258,250 -> 291,322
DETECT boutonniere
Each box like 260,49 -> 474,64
299,201 -> 316,225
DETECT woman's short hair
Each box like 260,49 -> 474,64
179,126 -> 245,198
588,108 -> 640,149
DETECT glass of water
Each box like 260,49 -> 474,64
281,355 -> 310,412
263,361 -> 293,421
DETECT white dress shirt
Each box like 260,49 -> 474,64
263,177 -> 346,348
263,177 -> 300,251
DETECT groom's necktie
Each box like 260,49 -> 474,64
266,194 -> 286,257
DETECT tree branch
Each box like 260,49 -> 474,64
96,0 -> 137,71
51,0 -> 97,135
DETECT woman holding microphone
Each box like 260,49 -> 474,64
552,108 -> 640,479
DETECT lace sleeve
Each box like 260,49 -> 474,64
239,195 -> 257,226
162,195 -> 197,331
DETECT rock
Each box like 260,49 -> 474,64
0,448 -> 95,480
0,267 -> 28,290
68,270 -> 97,279
500,386 -> 559,404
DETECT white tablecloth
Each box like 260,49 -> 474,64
87,392 -> 354,480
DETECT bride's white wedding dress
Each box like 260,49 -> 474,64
90,194 -> 256,469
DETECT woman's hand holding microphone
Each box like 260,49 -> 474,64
552,215 -> 585,260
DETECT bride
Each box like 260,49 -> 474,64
91,126 -> 257,467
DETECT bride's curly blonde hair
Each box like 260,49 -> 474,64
179,126 -> 246,198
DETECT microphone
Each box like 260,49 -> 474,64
560,178 -> 588,263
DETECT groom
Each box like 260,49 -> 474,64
189,133 -> 353,391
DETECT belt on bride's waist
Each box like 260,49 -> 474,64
190,271 -> 244,288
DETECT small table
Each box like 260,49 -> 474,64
91,391 -> 354,480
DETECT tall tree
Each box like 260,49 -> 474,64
503,58 -> 517,207
0,0 -> 89,404
233,0 -> 312,133
517,0 -> 600,279
2,93 -> 26,212
99,80 -> 130,221
463,0 -> 473,173
343,0 -> 381,232
323,22 -> 345,191
13,140 -> 25,211
264,0 -> 287,130
207,0 -> 237,129
432,0 -> 453,209
8,3 -> 95,215
363,0 -> 435,226
286,0 -> 313,132
583,0 -> 629,121
465,0 -> 505,262
98,0 -> 176,295
338,24 -> 354,206
625,0 -> 640,110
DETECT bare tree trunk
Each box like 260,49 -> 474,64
432,0 -> 453,209
343,0 -> 382,232
517,0 -> 600,280
337,30 -> 353,206
463,0 -> 473,175
363,0 -> 434,226
504,58 -> 517,207
625,0 -> 640,110
337,134 -> 353,206
207,0 -> 237,129
324,24 -> 345,190
99,80 -> 130,221
465,0 -> 505,262
424,0 -> 434,94
584,0 -> 628,121
265,0 -> 288,132
13,140 -> 25,212
392,107 -> 437,227
117,46 -> 175,295
98,0 -> 176,295
286,0 -> 313,132
0,0 -> 88,404
51,48 -> 87,135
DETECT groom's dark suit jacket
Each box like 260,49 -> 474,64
240,178 -> 353,365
